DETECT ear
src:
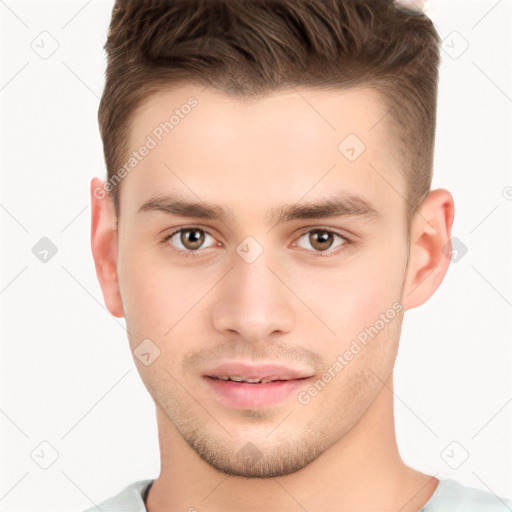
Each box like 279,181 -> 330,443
90,177 -> 124,318
402,188 -> 455,310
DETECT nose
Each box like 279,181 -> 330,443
210,250 -> 295,343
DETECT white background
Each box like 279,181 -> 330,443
0,0 -> 511,510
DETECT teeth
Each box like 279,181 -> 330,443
214,375 -> 279,383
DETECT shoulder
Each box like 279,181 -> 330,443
80,479 -> 154,512
422,478 -> 512,512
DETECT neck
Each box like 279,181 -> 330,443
146,372 -> 438,512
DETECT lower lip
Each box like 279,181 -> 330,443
204,376 -> 310,408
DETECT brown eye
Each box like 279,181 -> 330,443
309,230 -> 334,251
165,228 -> 216,253
179,228 -> 205,250
295,229 -> 348,255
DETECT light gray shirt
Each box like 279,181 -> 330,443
81,478 -> 512,511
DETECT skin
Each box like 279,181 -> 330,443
90,84 -> 454,512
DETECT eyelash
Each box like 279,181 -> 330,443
161,226 -> 352,259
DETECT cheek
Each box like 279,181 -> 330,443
298,240 -> 406,346
117,243 -> 175,329
119,248 -> 213,343
124,271 -> 180,327
348,253 -> 405,317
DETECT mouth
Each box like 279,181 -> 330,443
203,374 -> 313,409
202,361 -> 315,408
204,361 -> 313,381
206,375 -> 308,384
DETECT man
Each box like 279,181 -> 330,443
85,0 -> 512,510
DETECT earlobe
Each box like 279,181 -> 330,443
90,177 -> 125,318
401,188 -> 455,310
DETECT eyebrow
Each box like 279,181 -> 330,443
137,192 -> 381,227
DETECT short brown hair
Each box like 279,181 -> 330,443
98,0 -> 441,230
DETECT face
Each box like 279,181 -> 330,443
111,84 -> 411,478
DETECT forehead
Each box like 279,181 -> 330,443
130,83 -> 393,150
121,83 -> 405,222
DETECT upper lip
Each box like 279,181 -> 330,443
205,361 -> 313,380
